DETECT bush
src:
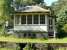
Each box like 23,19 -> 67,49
63,24 -> 67,33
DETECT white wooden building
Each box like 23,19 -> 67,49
7,5 -> 56,38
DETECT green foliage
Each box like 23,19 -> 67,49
4,0 -> 14,16
0,0 -> 13,19
52,0 -> 67,38
0,0 -> 14,35
52,0 -> 67,15
56,47 -> 67,50
1,36 -> 67,43
33,0 -> 44,4
15,0 -> 44,5
63,24 -> 67,33
0,0 -> 6,24
23,44 -> 33,50
0,36 -> 48,43
0,48 -> 16,50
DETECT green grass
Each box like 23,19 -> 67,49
0,47 -> 67,50
0,36 -> 48,43
0,36 -> 67,43
0,48 -> 15,50
56,47 -> 67,50
48,38 -> 67,43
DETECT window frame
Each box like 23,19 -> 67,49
27,15 -> 32,24
15,15 -> 20,25
21,15 -> 26,24
33,15 -> 39,24
15,14 -> 46,25
40,15 -> 45,24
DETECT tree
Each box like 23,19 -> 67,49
15,0 -> 44,5
63,24 -> 67,33
51,0 -> 67,38
0,0 -> 14,34
33,0 -> 44,4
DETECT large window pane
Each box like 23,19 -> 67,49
27,15 -> 32,24
40,15 -> 45,24
15,15 -> 19,24
34,15 -> 38,24
21,15 -> 26,24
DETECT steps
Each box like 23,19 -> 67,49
48,32 -> 54,38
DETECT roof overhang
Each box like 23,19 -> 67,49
14,12 -> 50,15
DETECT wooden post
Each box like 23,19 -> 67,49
39,14 -> 40,25
45,15 -> 48,32
26,15 -> 27,25
14,15 -> 15,26
45,15 -> 48,25
32,15 -> 34,24
19,15 -> 21,25
53,18 -> 56,38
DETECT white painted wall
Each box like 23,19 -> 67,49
14,25 -> 48,32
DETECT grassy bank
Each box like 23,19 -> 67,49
0,48 -> 16,50
0,36 -> 67,43
0,36 -> 48,43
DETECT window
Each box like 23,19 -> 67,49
40,15 -> 45,24
21,15 -> 26,24
27,15 -> 32,24
20,14 -> 46,25
34,15 -> 38,24
15,15 -> 19,24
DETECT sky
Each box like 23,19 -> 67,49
44,0 -> 58,6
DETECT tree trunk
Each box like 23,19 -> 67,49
19,43 -> 27,50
